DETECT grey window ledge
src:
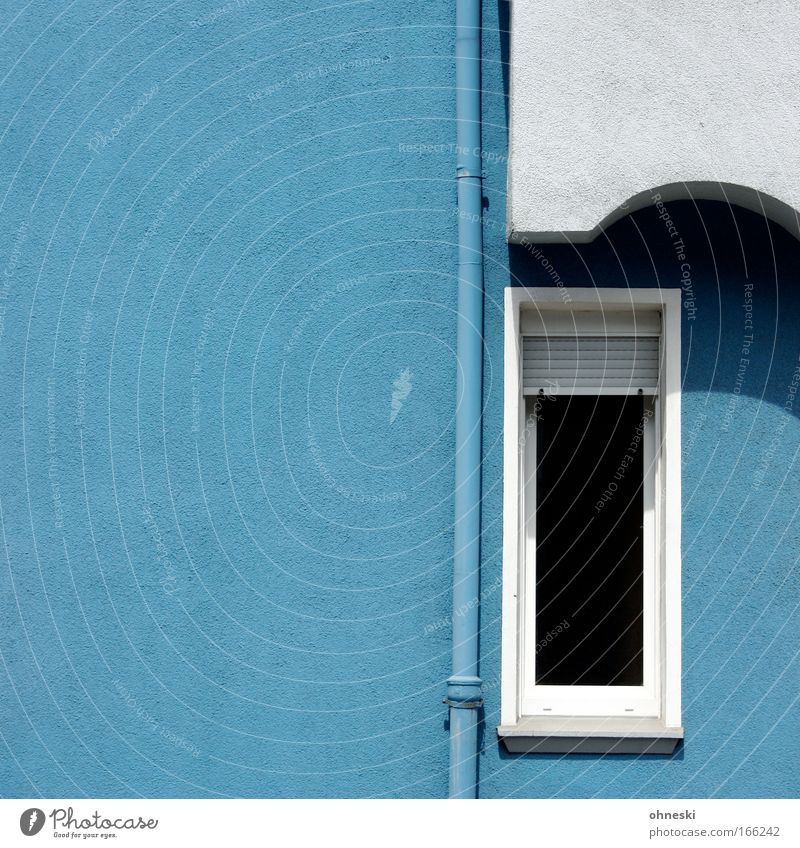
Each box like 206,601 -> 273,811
497,717 -> 684,754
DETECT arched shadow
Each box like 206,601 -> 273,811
501,197 -> 800,760
592,183 -> 800,245
508,198 -> 800,413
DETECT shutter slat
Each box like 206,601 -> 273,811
523,335 -> 660,391
524,369 -> 659,377
524,340 -> 659,349
528,380 -> 656,388
524,357 -> 659,366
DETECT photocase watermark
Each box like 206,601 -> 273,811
390,367 -> 412,424
652,192 -> 696,321
0,219 -> 27,345
46,376 -> 64,530
519,389 -> 559,448
115,678 -> 199,757
283,276 -> 364,354
248,55 -> 391,101
423,575 -> 502,636
19,808 -> 45,836
75,308 -> 93,428
307,430 -> 406,504
399,141 -> 507,165
753,354 -> 800,490
534,619 -> 571,654
594,407 -> 654,512
142,505 -> 179,595
190,0 -> 254,28
683,410 -> 708,458
453,207 -> 500,230
191,307 -> 215,433
450,206 -> 573,301
87,83 -> 158,154
720,282 -> 754,433
515,234 -> 573,303
137,136 -> 241,252
2,219 -> 27,277
21,804 -> 159,835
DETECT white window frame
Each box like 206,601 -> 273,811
500,288 -> 682,737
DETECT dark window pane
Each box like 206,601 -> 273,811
535,395 -> 645,686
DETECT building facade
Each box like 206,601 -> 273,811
1,0 -> 798,798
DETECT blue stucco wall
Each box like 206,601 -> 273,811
1,0 -> 798,798
0,0 -> 459,798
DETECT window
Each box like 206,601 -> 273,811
498,289 -> 683,754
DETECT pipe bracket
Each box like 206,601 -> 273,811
445,675 -> 483,709
443,697 -> 483,709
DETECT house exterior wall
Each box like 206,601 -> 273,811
0,0 -> 798,799
0,0 -> 457,798
507,0 -> 800,241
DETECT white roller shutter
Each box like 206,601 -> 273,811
521,309 -> 662,394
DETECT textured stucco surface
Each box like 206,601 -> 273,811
1,0 -> 798,799
508,0 -> 800,240
0,0 -> 457,798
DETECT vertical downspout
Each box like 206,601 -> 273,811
447,0 -> 483,800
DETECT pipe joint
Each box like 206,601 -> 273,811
445,675 -> 483,709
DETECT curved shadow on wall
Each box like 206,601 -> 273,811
508,198 -> 800,414
591,183 -> 800,246
509,184 -> 800,246
500,198 -> 800,762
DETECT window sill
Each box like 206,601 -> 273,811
497,717 -> 684,754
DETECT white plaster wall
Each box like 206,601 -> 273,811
508,0 -> 800,241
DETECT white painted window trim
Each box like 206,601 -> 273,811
499,288 -> 682,748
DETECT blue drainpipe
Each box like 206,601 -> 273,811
446,0 -> 483,800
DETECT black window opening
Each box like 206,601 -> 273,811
534,395 -> 648,687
